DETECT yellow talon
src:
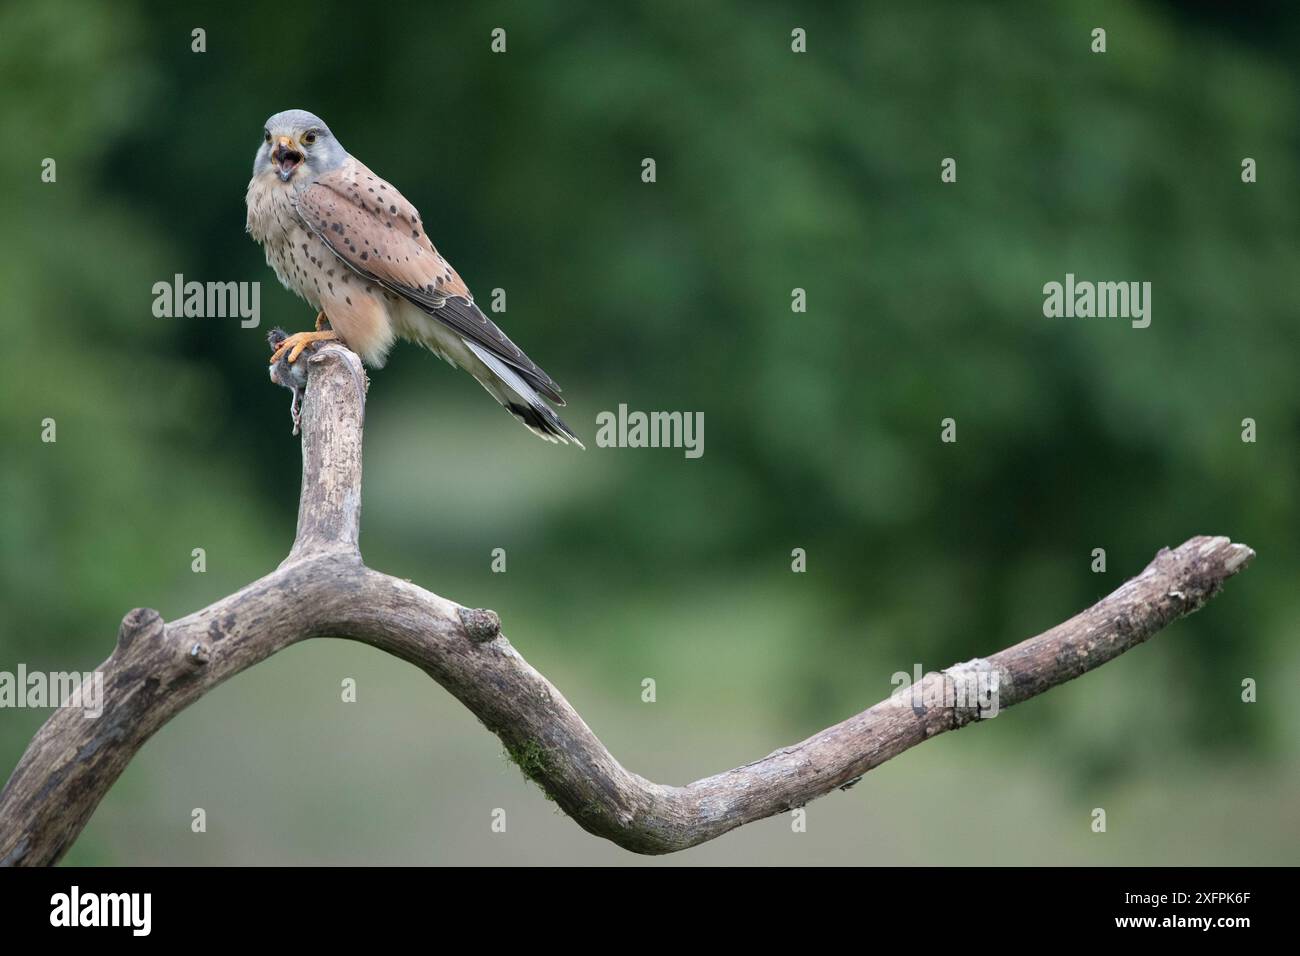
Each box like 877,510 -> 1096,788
269,329 -> 340,365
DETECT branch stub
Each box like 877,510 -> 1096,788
116,607 -> 163,652
459,607 -> 502,642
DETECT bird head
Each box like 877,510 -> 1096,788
253,109 -> 346,185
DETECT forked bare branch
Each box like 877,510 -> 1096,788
0,345 -> 1255,864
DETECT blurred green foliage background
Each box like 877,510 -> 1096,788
1,0 -> 1297,864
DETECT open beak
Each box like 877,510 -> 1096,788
270,135 -> 304,182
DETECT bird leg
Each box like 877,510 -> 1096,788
269,313 -> 339,364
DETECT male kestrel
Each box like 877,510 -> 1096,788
246,108 -> 581,446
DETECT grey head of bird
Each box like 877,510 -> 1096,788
252,109 -> 348,185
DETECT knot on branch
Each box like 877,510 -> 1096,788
459,606 -> 501,643
941,657 -> 1004,729
186,641 -> 211,667
116,607 -> 163,652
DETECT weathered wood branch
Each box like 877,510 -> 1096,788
0,344 -> 1255,864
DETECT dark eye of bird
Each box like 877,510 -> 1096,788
264,130 -> 271,143
304,131 -> 317,145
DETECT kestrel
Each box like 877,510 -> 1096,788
246,109 -> 581,446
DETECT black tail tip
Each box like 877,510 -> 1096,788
507,402 -> 584,448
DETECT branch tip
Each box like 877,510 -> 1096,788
1223,542 -> 1254,573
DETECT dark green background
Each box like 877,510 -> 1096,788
1,0 -> 1296,863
